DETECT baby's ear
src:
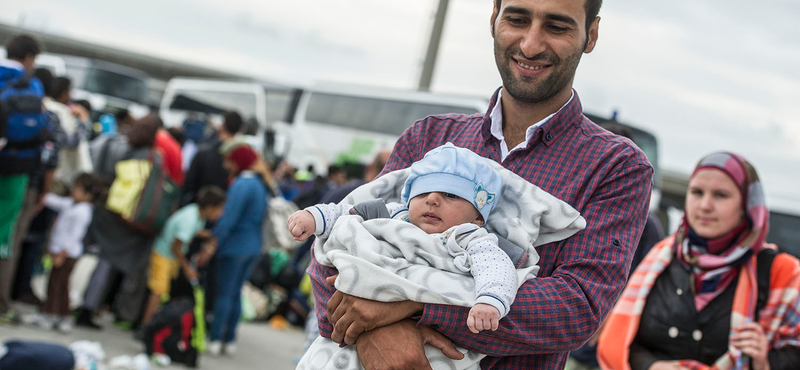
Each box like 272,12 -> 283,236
473,215 -> 485,227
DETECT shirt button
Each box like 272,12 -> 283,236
613,239 -> 620,246
668,326 -> 679,338
676,288 -> 683,296
545,133 -> 553,141
693,330 -> 703,341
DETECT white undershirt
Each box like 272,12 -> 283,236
489,89 -> 575,161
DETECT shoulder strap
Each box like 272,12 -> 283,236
755,248 -> 778,320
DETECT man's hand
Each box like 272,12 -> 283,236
326,275 -> 423,345
467,303 -> 500,333
69,103 -> 90,122
356,320 -> 464,370
288,210 -> 316,241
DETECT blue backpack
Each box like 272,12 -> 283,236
0,75 -> 47,175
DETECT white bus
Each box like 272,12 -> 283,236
159,78 -> 488,174
282,81 -> 487,174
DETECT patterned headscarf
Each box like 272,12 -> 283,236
674,152 -> 769,311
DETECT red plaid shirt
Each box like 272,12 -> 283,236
308,89 -> 653,370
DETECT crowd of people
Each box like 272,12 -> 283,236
0,33 -> 383,367
2,0 -> 800,368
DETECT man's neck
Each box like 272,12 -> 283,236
500,86 -> 573,148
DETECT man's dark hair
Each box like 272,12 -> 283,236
222,111 -> 243,135
115,109 -> 131,123
5,34 -> 42,60
494,0 -> 602,36
50,76 -> 71,100
196,185 -> 226,208
74,99 -> 92,114
33,68 -> 54,96
167,126 -> 185,146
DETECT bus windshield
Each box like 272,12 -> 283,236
168,90 -> 258,122
67,65 -> 148,104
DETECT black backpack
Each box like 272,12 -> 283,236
142,297 -> 201,368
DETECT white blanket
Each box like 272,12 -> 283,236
298,160 -> 586,370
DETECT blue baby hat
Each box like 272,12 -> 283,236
401,143 -> 502,221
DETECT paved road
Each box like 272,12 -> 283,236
0,306 -> 307,369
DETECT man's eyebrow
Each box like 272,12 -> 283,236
545,13 -> 578,26
502,6 -> 579,27
502,6 -> 532,17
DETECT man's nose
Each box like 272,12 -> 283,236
519,25 -> 547,59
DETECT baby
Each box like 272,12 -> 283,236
289,143 -> 518,333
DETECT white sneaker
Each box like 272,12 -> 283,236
224,343 -> 237,355
57,318 -> 73,333
34,314 -> 54,330
207,341 -> 222,356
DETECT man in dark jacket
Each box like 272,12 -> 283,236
181,111 -> 242,206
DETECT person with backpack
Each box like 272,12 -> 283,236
74,115 -> 162,330
0,34 -> 46,325
597,152 -> 800,370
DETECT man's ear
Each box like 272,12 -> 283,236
584,17 -> 600,53
490,3 -> 499,38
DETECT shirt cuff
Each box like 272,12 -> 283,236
305,206 -> 326,235
475,294 -> 508,318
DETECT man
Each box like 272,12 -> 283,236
306,0 -> 654,369
10,68 -> 62,306
0,35 -> 46,325
181,111 -> 243,205
44,76 -> 93,187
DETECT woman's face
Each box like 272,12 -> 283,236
685,169 -> 744,239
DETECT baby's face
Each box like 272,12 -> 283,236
408,192 -> 483,234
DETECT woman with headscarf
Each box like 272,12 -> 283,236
207,144 -> 268,356
597,152 -> 800,370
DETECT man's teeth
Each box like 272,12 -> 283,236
517,61 -> 546,70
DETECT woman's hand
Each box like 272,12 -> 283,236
731,322 -> 771,370
647,361 -> 690,370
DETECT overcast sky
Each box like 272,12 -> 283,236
4,0 -> 799,209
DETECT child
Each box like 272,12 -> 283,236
140,185 -> 226,326
289,143 -> 515,333
32,173 -> 102,332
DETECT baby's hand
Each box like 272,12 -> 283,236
288,210 -> 316,241
467,303 -> 500,333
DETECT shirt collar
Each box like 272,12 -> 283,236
488,89 -> 575,159
0,59 -> 25,71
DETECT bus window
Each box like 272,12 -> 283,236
84,68 -> 148,105
265,90 -> 294,125
168,90 -> 258,120
305,93 -> 481,136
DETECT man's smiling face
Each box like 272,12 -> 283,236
491,0 -> 598,103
